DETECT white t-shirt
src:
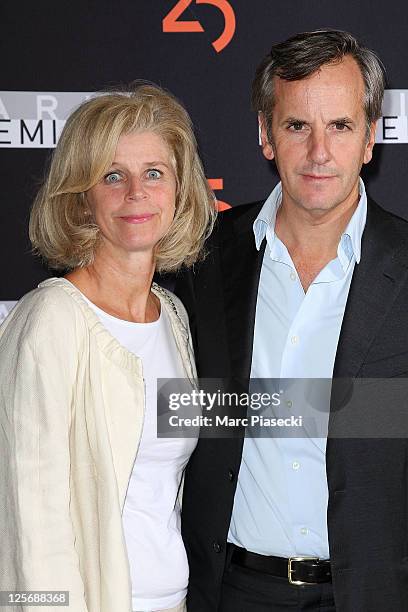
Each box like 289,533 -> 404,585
83,296 -> 196,611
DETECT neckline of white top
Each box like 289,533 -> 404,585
75,286 -> 162,328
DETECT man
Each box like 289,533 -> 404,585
175,30 -> 408,611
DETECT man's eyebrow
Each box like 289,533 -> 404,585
281,116 -> 356,125
283,116 -> 307,124
329,116 -> 355,124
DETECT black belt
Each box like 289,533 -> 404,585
229,544 -> 332,585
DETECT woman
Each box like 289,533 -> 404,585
0,83 -> 216,612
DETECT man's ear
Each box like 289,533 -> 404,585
363,121 -> 377,164
258,112 -> 274,161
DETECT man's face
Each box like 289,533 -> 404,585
260,55 -> 376,215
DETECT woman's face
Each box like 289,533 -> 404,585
86,130 -> 177,261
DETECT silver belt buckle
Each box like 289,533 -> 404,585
288,556 -> 319,585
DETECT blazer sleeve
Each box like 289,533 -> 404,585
0,291 -> 89,611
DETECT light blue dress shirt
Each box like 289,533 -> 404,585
228,179 -> 367,559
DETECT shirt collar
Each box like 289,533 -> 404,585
253,178 -> 367,268
253,182 -> 282,251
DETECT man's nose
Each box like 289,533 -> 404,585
307,128 -> 331,165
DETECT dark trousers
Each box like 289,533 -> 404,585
219,549 -> 336,612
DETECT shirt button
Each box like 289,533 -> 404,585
213,541 -> 222,553
291,335 -> 299,345
228,469 -> 235,482
292,461 -> 300,470
290,271 -> 297,281
300,527 -> 309,535
286,400 -> 293,408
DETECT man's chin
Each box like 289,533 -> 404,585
294,196 -> 342,214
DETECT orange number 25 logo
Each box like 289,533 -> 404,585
163,0 -> 236,53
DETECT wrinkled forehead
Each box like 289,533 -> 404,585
272,56 -> 366,118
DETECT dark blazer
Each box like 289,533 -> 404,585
175,196 -> 408,611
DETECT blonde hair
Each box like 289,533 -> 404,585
29,82 -> 217,272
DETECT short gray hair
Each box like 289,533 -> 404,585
252,29 -> 386,141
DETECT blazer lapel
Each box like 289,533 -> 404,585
334,199 -> 408,378
219,205 -> 266,383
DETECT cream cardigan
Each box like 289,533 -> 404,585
0,278 -> 196,612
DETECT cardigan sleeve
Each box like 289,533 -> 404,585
0,290 -> 89,611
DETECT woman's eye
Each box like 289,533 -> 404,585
146,169 -> 162,180
104,172 -> 122,184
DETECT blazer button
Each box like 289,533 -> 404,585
213,541 -> 222,553
228,469 -> 235,482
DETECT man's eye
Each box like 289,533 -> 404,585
146,169 -> 162,180
104,172 -> 122,184
334,122 -> 348,131
289,122 -> 304,131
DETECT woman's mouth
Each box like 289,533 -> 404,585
119,214 -> 155,224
